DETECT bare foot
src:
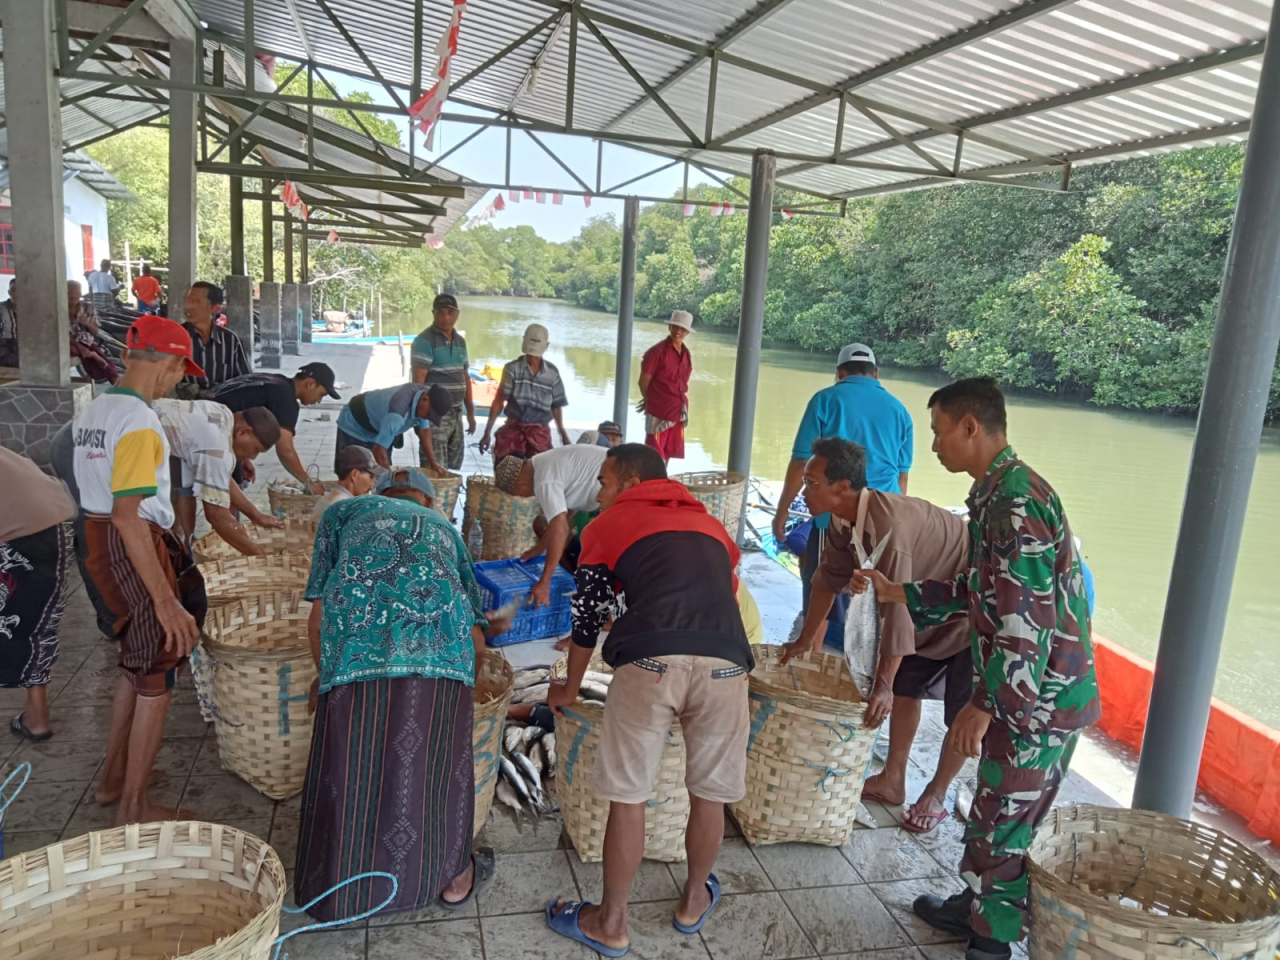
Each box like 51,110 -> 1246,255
674,879 -> 712,928
96,769 -> 166,806
116,803 -> 193,826
861,771 -> 907,806
549,900 -> 629,953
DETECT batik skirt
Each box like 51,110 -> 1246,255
0,524 -> 71,688
294,675 -> 475,922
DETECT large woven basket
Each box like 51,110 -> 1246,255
267,480 -> 341,520
194,520 -> 316,561
1028,804 -> 1280,960
422,466 -> 463,522
462,474 -> 540,560
551,657 -> 689,862
729,645 -> 878,846
472,650 -> 516,837
0,821 -> 286,959
199,554 -> 312,603
672,470 -> 747,530
202,591 -> 316,800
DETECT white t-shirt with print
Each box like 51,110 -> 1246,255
531,444 -> 607,520
72,387 -> 173,528
154,398 -> 235,509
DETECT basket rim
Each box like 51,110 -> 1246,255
747,644 -> 867,715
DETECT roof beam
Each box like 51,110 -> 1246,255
509,12 -> 570,112
195,162 -> 467,198
245,190 -> 448,218
67,0 -> 154,72
450,10 -> 564,98
282,0 -> 315,63
65,0 -> 167,43
312,0 -> 408,112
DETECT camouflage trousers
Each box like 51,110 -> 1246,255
422,407 -> 465,471
960,725 -> 1079,943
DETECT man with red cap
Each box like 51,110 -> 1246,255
71,316 -> 206,825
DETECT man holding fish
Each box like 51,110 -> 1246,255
781,436 -> 972,835
850,377 -> 1100,960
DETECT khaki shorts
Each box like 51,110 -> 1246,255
591,655 -> 749,804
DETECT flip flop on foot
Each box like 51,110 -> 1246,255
545,899 -> 629,958
901,800 -> 951,834
10,714 -> 52,743
673,873 -> 721,934
438,847 -> 495,911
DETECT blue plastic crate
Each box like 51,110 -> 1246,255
474,556 -> 575,646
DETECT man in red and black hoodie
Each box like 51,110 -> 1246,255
546,444 -> 753,956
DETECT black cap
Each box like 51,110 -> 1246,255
424,384 -> 455,426
433,293 -> 459,311
297,362 -> 340,399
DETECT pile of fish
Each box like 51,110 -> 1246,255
509,666 -> 614,706
496,719 -> 556,818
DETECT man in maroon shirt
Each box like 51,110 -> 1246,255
638,309 -> 693,463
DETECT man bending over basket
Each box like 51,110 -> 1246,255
545,444 -> 754,958
851,377 -> 1100,960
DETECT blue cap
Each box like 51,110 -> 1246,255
376,468 -> 437,500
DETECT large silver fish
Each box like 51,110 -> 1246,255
844,529 -> 892,698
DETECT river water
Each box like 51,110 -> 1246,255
382,296 -> 1280,727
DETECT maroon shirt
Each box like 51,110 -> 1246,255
640,337 -> 692,423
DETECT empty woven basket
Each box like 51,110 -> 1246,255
0,821 -> 286,959
194,520 -> 316,561
199,554 -> 312,604
462,474 -> 540,560
1028,804 -> 1280,960
472,650 -> 516,837
672,471 -> 747,531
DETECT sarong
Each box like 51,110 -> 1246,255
0,524 -> 71,688
492,419 -> 552,461
295,675 -> 475,922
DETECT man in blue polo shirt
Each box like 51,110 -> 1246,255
772,343 -> 914,644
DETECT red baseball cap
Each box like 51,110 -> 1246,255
125,316 -> 206,377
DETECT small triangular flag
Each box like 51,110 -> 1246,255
583,195 -> 592,208
494,194 -> 506,211
683,203 -> 695,217
535,191 -> 546,203
552,192 -> 563,205
523,188 -> 533,200
327,229 -> 339,243
508,190 -> 519,202
781,209 -> 794,219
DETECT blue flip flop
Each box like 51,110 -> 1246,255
673,873 -> 722,934
545,899 -> 630,958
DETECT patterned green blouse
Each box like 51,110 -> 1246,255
305,494 -> 488,693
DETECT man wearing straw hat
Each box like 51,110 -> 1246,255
851,378 -> 1099,960
639,310 -> 694,464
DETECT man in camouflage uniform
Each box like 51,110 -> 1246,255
854,377 -> 1100,960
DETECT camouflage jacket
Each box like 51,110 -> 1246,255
904,447 -> 1101,736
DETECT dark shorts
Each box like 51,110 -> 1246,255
334,427 -> 377,474
892,648 -> 974,727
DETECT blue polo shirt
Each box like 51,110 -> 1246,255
792,375 -> 913,494
336,383 -> 434,448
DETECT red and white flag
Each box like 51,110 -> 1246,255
583,195 -> 592,208
326,229 -> 339,244
494,193 -> 506,211
781,209 -> 795,219
552,192 -> 563,205
281,181 -> 308,222
508,190 -> 520,202
709,202 -> 723,217
535,191 -> 546,203
683,203 -> 695,217
523,188 -> 533,200
427,237 -> 444,249
723,202 -> 735,216
406,0 -> 467,149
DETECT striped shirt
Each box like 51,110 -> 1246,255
500,356 -> 567,425
410,325 -> 469,409
182,321 -> 250,391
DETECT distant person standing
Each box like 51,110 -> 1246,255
85,258 -> 122,311
479,323 -> 570,461
772,343 -> 914,645
639,309 -> 694,464
131,264 -> 163,314
411,293 -> 476,471
180,282 -> 249,396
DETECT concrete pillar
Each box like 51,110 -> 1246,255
224,275 -> 255,370
727,151 -> 776,481
613,197 -> 639,428
300,283 -> 313,344
167,35 -> 199,305
1133,0 -> 1280,817
2,0 -> 68,386
258,281 -> 282,369
281,282 -> 300,355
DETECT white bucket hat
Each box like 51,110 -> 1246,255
668,310 -> 694,332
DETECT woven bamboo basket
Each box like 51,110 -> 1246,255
202,591 -> 316,800
267,479 -> 342,520
472,650 -> 516,837
729,645 -> 878,847
0,821 -> 286,959
199,554 -> 313,603
672,470 -> 747,530
1027,804 -> 1280,960
194,520 -> 316,561
551,657 -> 690,862
462,474 -> 540,560
422,466 -> 464,521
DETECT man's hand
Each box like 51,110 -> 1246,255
478,430 -> 492,454
240,459 -> 256,484
467,414 -> 477,435
950,703 -> 992,758
635,398 -> 646,414
308,677 -> 319,715
529,579 -> 552,609
863,683 -> 893,728
306,479 -> 325,496
157,596 -> 199,657
772,512 -> 788,546
850,567 -> 907,604
559,429 -> 572,447
483,611 -> 514,637
546,679 -> 578,716
519,544 -> 542,562
780,630 -> 821,666
421,448 -> 443,472
249,511 -> 285,530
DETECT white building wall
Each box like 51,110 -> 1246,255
0,175 -> 111,285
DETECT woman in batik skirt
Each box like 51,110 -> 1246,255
0,447 -> 76,741
296,467 -> 496,921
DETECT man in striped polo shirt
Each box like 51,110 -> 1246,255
411,293 -> 476,471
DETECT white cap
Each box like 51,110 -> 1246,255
668,310 -> 694,332
837,342 -> 876,367
522,323 -> 549,357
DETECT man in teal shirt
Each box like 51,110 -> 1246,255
334,382 -> 453,472
411,294 -> 476,470
772,343 -> 914,644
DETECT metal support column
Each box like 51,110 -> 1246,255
258,281 -> 282,369
1132,0 -> 1280,817
2,0 -> 68,386
229,140 -> 246,276
284,215 -> 295,284
727,150 -> 777,539
167,34 -> 199,306
261,182 -> 274,283
300,283 -> 313,345
281,283 -> 300,355
224,275 -> 255,371
613,197 -> 639,428
300,234 -> 309,284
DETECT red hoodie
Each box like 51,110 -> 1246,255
572,479 -> 753,670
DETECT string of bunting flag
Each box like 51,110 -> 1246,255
281,181 -> 308,222
407,0 -> 467,149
